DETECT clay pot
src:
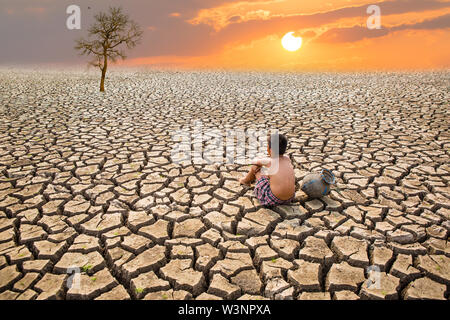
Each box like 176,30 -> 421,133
301,169 -> 336,199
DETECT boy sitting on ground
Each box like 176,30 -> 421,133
239,133 -> 295,207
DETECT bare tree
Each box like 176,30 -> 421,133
75,7 -> 143,92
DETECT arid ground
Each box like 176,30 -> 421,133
0,68 -> 448,300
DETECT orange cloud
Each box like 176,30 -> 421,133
289,6 -> 450,49
188,0 -> 377,31
188,0 -> 284,31
315,13 -> 450,43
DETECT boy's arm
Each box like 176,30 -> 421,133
251,157 -> 271,167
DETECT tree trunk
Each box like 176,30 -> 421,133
100,71 -> 105,92
100,54 -> 108,92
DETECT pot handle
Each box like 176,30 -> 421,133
320,169 -> 335,185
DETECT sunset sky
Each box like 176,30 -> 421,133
1,0 -> 449,70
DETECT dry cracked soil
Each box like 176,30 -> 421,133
0,68 -> 449,300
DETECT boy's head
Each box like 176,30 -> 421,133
267,133 -> 288,156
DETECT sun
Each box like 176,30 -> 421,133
281,32 -> 302,52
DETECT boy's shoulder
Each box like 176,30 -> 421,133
281,155 -> 292,163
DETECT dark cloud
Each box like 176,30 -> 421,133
392,12 -> 450,30
228,16 -> 242,23
315,13 -> 450,43
315,26 -> 389,43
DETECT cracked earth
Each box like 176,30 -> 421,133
0,68 -> 449,300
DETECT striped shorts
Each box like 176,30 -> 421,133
254,176 -> 293,207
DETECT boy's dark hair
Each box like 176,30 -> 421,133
268,133 -> 288,155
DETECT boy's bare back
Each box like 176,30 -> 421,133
260,155 -> 295,201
